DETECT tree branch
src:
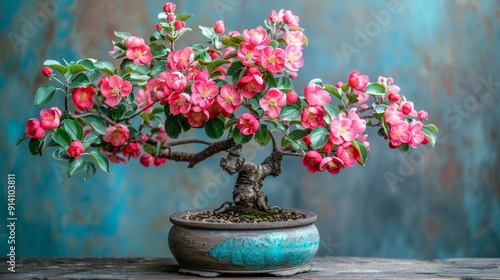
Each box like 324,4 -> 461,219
154,138 -> 236,168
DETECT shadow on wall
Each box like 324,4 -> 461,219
0,0 -> 499,258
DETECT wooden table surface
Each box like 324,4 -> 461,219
1,257 -> 499,279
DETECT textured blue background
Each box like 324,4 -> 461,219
1,0 -> 499,258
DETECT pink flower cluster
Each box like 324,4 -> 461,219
25,107 -> 62,139
373,76 -> 429,149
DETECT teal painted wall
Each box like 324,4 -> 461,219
1,0 -> 499,259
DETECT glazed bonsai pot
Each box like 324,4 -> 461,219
168,208 -> 319,277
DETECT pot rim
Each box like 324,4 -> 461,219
169,208 -> 317,230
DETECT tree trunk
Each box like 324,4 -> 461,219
219,145 -> 283,211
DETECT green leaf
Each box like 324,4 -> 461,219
52,148 -> 70,161
232,127 -> 252,145
83,161 -> 97,181
309,127 -> 329,150
165,115 -> 182,139
324,84 -> 343,100
422,124 -> 438,147
43,59 -> 68,74
310,78 -> 324,87
114,31 -> 131,41
279,104 -> 302,121
87,70 -> 103,82
254,124 -> 271,146
205,118 -> 225,139
365,83 -> 386,96
397,143 -> 409,153
151,62 -> 167,76
62,119 -> 84,140
268,40 -> 280,48
125,64 -> 150,75
373,104 -> 388,114
207,59 -> 230,73
52,129 -> 72,148
324,103 -> 340,119
28,138 -> 41,155
79,115 -> 107,135
352,138 -> 368,165
286,129 -> 311,141
83,133 -> 100,148
68,73 -> 90,88
94,61 -> 115,75
67,157 -> 86,177
89,150 -> 111,173
150,42 -> 168,58
199,25 -> 216,39
263,73 -> 278,89
129,72 -> 150,81
341,83 -> 349,92
175,13 -> 193,21
16,132 -> 30,146
226,60 -> 244,77
150,31 -> 163,42
34,84 -> 56,107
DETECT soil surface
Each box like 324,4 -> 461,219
182,205 -> 305,223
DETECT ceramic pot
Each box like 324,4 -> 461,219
169,208 -> 319,277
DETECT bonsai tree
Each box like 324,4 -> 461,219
18,3 -> 438,214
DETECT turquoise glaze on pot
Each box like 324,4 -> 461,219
208,229 -> 319,270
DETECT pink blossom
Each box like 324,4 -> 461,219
359,134 -> 370,152
304,82 -> 330,106
289,72 -> 298,79
353,89 -> 370,104
387,92 -> 401,103
237,113 -> 260,136
283,10 -> 300,28
319,156 -> 345,174
135,89 -> 154,114
336,143 -> 360,167
125,36 -> 152,65
168,91 -> 191,115
208,100 -> 230,118
41,66 -> 52,77
146,72 -> 170,102
302,151 -> 322,173
167,47 -> 194,71
286,91 -> 298,104
348,70 -> 369,91
163,2 -> 176,13
284,31 -> 305,47
154,126 -> 169,142
217,84 -> 242,114
259,88 -> 286,119
329,118 -> 356,145
72,86 -> 96,110
418,110 -> 428,121
174,20 -> 185,30
336,81 -> 344,88
260,46 -> 286,74
285,45 -> 304,71
301,106 -> 326,129
236,43 -> 261,66
166,71 -> 188,92
67,140 -> 84,158
347,108 -> 367,136
389,121 -> 411,147
236,68 -> 266,99
167,13 -> 175,22
26,118 -> 45,139
408,120 -> 425,148
401,101 -> 417,116
213,20 -> 225,34
102,147 -> 127,165
39,107 -> 62,130
242,26 -> 270,47
186,106 -> 209,127
384,103 -> 405,126
268,9 -> 284,22
122,142 -> 141,158
100,75 -> 133,107
103,124 -> 130,147
191,80 -> 218,109
154,157 -> 167,166
140,154 -> 154,167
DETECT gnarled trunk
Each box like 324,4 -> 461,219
219,145 -> 283,211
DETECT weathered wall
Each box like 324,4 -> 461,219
1,0 -> 499,258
